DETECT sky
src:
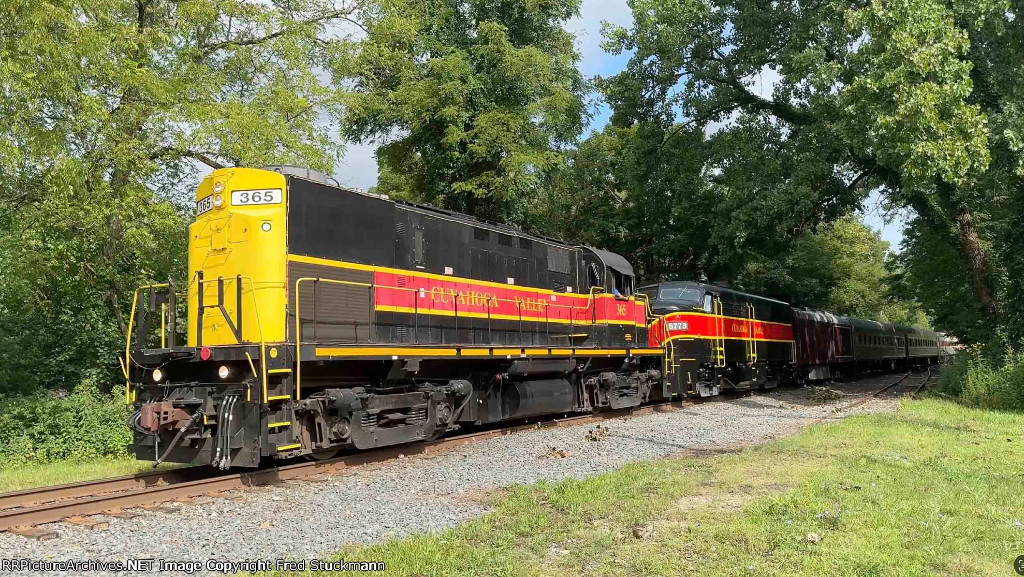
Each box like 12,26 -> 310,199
330,0 -> 907,251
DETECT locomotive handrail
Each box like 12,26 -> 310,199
123,283 -> 171,404
124,275 -> 270,404
294,276 -> 375,401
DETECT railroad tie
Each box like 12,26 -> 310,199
104,510 -> 143,520
9,526 -> 58,540
62,516 -> 108,530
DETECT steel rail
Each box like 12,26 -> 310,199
912,367 -> 934,395
839,366 -> 934,412
2,367 -> 939,532
0,399 -> 700,532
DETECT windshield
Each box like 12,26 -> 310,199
658,286 -> 702,304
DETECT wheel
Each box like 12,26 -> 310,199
310,448 -> 341,461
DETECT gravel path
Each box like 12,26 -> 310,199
0,374 -> 920,576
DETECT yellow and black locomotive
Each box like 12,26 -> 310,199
125,167 -> 665,468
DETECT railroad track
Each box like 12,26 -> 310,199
838,366 -> 934,412
0,398 -> 700,537
2,370 -> 937,538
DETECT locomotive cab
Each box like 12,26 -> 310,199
642,282 -> 708,315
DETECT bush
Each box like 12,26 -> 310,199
0,380 -> 132,469
939,350 -> 1024,411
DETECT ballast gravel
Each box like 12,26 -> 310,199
0,376 -> 916,576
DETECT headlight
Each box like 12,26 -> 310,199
213,182 -> 224,194
152,369 -> 163,382
218,365 -> 230,380
212,194 -> 224,208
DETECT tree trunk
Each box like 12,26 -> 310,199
952,198 -> 1000,319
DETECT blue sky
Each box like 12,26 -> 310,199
333,0 -> 906,251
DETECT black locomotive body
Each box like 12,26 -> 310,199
642,282 -> 796,396
125,167 -> 663,468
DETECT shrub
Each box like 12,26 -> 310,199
939,350 -> 1024,411
0,380 -> 132,469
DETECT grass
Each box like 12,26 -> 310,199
268,398 -> 1024,576
0,458 -> 178,493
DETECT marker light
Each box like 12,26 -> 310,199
261,222 -> 272,232
212,194 -> 225,208
218,365 -> 230,380
152,369 -> 163,382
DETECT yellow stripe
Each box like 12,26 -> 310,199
268,421 -> 291,428
309,345 -> 659,359
316,347 -> 459,357
291,254 -> 566,295
289,254 -> 645,326
276,443 -> 301,451
268,368 -> 292,374
662,335 -> 795,345
267,395 -> 291,401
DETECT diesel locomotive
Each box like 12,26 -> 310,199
123,166 -> 943,469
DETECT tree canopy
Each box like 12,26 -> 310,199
0,0 -> 357,391
8,0 -> 1024,392
342,0 -> 587,224
589,0 -> 1024,345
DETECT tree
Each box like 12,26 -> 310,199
0,0 -> 357,391
343,0 -> 586,224
599,0 -> 1006,340
738,215 -> 924,323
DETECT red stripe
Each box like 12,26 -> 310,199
648,312 -> 793,346
372,270 -> 646,325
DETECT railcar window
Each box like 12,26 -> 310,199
587,262 -> 601,289
658,287 -> 703,303
610,269 -> 633,296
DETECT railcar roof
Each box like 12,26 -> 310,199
640,281 -> 791,307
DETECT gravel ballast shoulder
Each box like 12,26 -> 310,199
0,375 -> 919,576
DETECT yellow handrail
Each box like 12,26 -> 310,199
123,283 -> 170,404
124,277 -> 270,403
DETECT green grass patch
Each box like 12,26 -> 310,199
269,398 -> 1024,576
0,457 -> 177,493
